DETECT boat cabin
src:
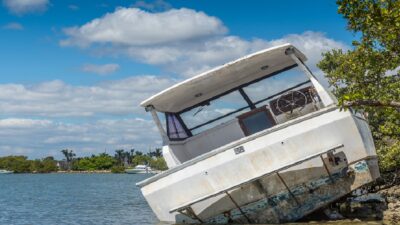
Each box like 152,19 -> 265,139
141,44 -> 336,168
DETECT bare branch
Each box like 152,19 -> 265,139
343,100 -> 400,109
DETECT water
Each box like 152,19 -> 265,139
0,174 -> 382,225
0,173 -> 157,225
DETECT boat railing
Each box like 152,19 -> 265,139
169,144 -> 345,223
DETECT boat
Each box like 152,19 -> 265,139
0,169 -> 13,174
136,43 -> 380,224
125,165 -> 153,174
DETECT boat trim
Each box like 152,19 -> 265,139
137,105 -> 339,187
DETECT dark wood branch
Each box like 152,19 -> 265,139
343,99 -> 400,109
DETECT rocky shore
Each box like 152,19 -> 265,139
328,188 -> 399,224
301,171 -> 400,225
378,185 -> 400,225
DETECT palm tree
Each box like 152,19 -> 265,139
61,149 -> 75,170
128,149 -> 135,165
114,149 -> 124,165
123,151 -> 130,166
154,148 -> 162,157
148,148 -> 162,157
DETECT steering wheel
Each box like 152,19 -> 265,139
276,90 -> 308,114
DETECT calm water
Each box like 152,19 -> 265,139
0,173 -> 158,225
0,174 -> 382,225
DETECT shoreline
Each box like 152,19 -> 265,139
56,170 -> 112,174
6,169 -> 163,174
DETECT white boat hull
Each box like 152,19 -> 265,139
137,107 -> 379,223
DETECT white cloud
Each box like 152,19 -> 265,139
61,7 -> 348,79
0,118 -> 162,159
2,22 -> 24,30
0,118 -> 52,128
2,0 -> 49,15
125,32 -> 348,78
0,76 -> 175,117
260,32 -> 349,71
82,63 -> 120,75
60,7 -> 227,47
0,76 -> 173,158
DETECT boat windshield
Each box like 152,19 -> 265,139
181,91 -> 252,135
170,66 -> 311,138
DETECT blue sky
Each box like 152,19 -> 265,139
0,0 -> 353,159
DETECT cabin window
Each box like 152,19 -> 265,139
242,66 -> 309,108
180,91 -> 251,135
237,107 -> 276,136
166,113 -> 189,140
172,65 -> 319,139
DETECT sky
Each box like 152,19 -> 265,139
0,0 -> 354,159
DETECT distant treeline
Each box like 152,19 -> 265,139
0,148 -> 167,173
0,156 -> 58,173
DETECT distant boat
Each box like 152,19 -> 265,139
125,165 -> 154,174
0,169 -> 13,174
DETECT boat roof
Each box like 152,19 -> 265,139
140,43 -> 307,113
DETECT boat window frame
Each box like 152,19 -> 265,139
165,64 -> 313,139
165,113 -> 192,141
237,106 -> 277,136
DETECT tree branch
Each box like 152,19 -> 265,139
343,99 -> 400,108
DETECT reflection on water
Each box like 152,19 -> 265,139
0,174 -> 382,225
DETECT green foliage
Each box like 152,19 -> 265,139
131,154 -> 168,171
70,150 -> 168,172
376,140 -> 400,171
111,165 -> 125,173
318,0 -> 400,172
0,149 -> 168,173
149,157 -> 168,171
0,156 -> 31,173
114,149 -> 137,166
0,156 -> 58,173
73,153 -> 116,171
31,156 -> 58,173
338,0 -> 400,53
132,154 -> 151,166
